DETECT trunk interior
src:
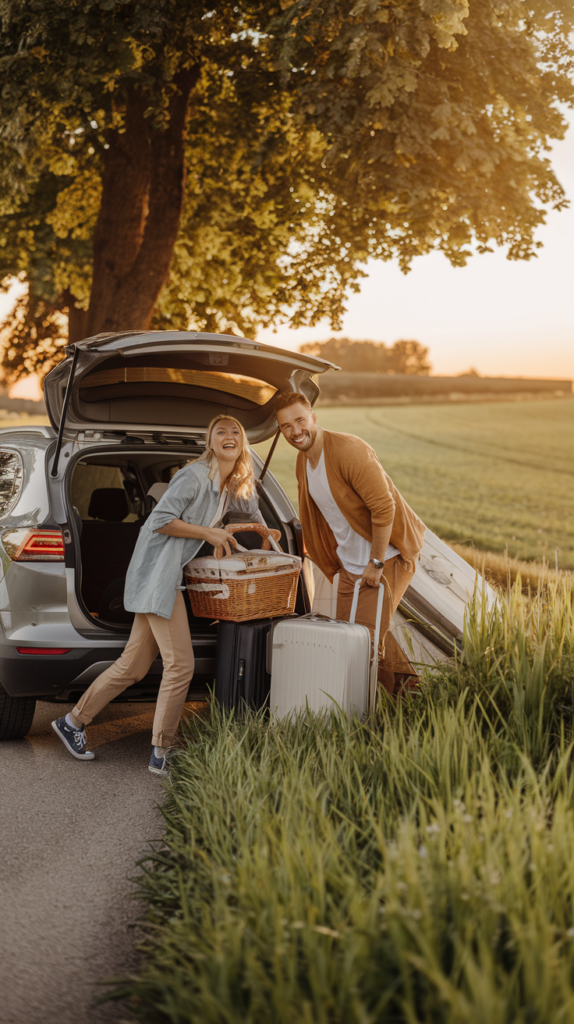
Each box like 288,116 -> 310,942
68,447 -> 293,689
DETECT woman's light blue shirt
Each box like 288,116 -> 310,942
124,460 -> 265,619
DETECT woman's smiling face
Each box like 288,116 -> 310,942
210,419 -> 244,463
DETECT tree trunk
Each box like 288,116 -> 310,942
64,291 -> 89,343
85,68 -> 199,337
85,87 -> 152,337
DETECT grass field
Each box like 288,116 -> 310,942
0,411 -> 50,429
111,578 -> 574,1023
254,398 -> 574,570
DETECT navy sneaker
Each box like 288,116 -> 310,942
148,749 -> 171,777
51,716 -> 95,760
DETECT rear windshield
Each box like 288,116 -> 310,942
71,463 -> 140,522
70,456 -> 191,523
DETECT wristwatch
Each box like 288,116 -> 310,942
370,557 -> 384,569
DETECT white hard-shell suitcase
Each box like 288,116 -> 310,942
268,581 -> 384,719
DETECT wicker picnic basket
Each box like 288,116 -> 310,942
184,523 -> 301,622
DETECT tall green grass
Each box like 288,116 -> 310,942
114,579 -> 574,1023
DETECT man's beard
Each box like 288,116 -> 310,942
290,425 -> 317,451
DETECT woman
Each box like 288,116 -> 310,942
51,415 -> 266,774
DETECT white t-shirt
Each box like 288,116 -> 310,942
306,451 -> 399,575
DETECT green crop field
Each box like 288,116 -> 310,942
254,398 -> 574,570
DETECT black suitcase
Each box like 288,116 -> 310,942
214,619 -> 273,713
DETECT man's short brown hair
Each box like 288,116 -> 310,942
273,391 -> 313,415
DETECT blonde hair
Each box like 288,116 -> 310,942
196,415 -> 255,500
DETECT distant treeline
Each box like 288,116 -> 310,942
0,391 -> 47,414
299,338 -> 431,375
317,372 -> 573,403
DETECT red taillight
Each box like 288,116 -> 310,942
2,528 -> 65,562
17,647 -> 71,655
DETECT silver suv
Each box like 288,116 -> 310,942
0,331 -> 331,739
0,329 -> 484,740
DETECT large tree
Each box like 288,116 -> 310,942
0,0 -> 572,380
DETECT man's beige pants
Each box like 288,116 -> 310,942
73,592 -> 194,747
336,555 -> 416,696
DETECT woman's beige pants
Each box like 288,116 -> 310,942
73,592 -> 194,747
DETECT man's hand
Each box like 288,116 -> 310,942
361,561 -> 384,588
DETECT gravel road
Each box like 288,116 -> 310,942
0,699 -> 170,1024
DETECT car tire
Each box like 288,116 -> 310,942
0,682 -> 36,740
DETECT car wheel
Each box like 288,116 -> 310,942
0,682 -> 36,740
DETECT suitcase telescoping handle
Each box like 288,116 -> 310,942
214,522 -> 283,559
349,580 -> 384,715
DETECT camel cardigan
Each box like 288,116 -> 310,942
296,430 -> 425,583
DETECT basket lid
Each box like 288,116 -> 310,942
185,551 -> 301,577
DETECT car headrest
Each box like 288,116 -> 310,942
88,488 -> 129,522
147,482 -> 169,505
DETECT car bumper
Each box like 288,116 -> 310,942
0,641 -> 216,699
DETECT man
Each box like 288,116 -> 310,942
274,392 -> 425,696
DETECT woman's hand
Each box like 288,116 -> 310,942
156,520 -> 239,557
203,527 -> 238,559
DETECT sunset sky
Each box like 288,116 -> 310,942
4,112 -> 573,400
259,111 -> 574,381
